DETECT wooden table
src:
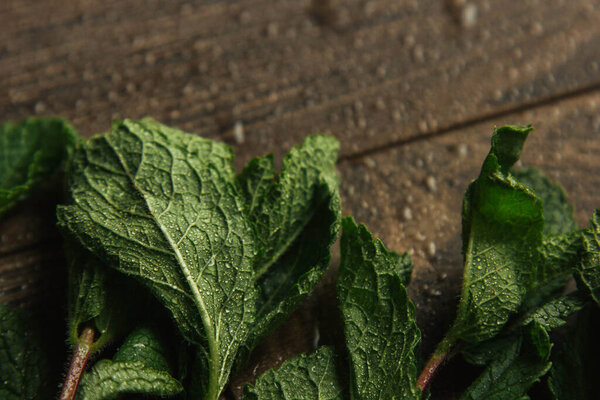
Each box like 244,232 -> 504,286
1,1 -> 599,398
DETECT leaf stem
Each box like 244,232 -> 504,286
416,336 -> 456,396
59,326 -> 95,400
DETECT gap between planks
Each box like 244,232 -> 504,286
339,81 -> 600,163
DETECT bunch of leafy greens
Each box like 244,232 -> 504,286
1,119 -> 599,400
0,118 -> 341,400
244,126 -> 600,400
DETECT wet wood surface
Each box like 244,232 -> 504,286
1,0 -> 599,398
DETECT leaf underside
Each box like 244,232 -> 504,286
338,217 -> 420,400
58,118 -> 257,398
58,119 -> 341,399
452,125 -> 544,343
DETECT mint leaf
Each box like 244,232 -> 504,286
242,347 -> 343,400
548,306 -> 600,400
460,323 -> 551,400
338,217 -> 420,400
58,119 -> 257,399
513,168 -> 581,310
76,326 -> 183,399
0,117 -> 77,217
238,136 -> 341,360
512,168 -> 576,235
66,241 -> 134,353
575,210 -> 600,305
0,304 -> 50,400
450,125 -> 544,343
57,120 -> 341,400
523,232 -> 583,311
240,136 -> 339,279
522,292 -> 584,331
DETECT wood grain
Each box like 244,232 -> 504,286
1,1 -> 600,398
1,0 -> 599,161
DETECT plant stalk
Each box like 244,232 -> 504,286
59,326 -> 95,400
416,336 -> 456,396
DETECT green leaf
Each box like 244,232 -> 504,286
0,117 -> 77,217
548,306 -> 600,400
522,292 -> 585,331
512,168 -> 576,235
66,241 -> 133,353
459,323 -> 551,400
242,346 -> 343,400
76,326 -> 183,400
337,217 -> 420,400
57,119 -> 257,400
522,232 -> 583,311
237,136 -> 341,361
0,304 -> 50,400
462,292 -> 583,367
575,210 -> 600,306
450,125 -> 544,343
240,136 -> 339,280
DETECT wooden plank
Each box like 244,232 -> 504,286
1,0 -> 599,162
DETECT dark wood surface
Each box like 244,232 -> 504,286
1,1 -> 599,398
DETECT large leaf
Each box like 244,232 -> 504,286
337,217 -> 420,400
450,125 -> 545,343
76,326 -> 182,399
0,117 -> 77,217
57,119 -> 257,400
242,347 -> 343,400
575,210 -> 600,305
460,323 -> 551,400
237,136 -> 341,360
0,304 -> 50,400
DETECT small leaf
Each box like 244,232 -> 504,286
0,304 -> 50,400
460,323 -> 551,400
0,117 -> 77,217
242,346 -> 343,400
337,217 -> 420,400
241,135 -> 339,279
450,125 -> 544,343
574,210 -> 600,306
76,326 -> 183,400
238,136 -> 341,361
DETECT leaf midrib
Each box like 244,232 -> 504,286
103,133 -> 220,399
